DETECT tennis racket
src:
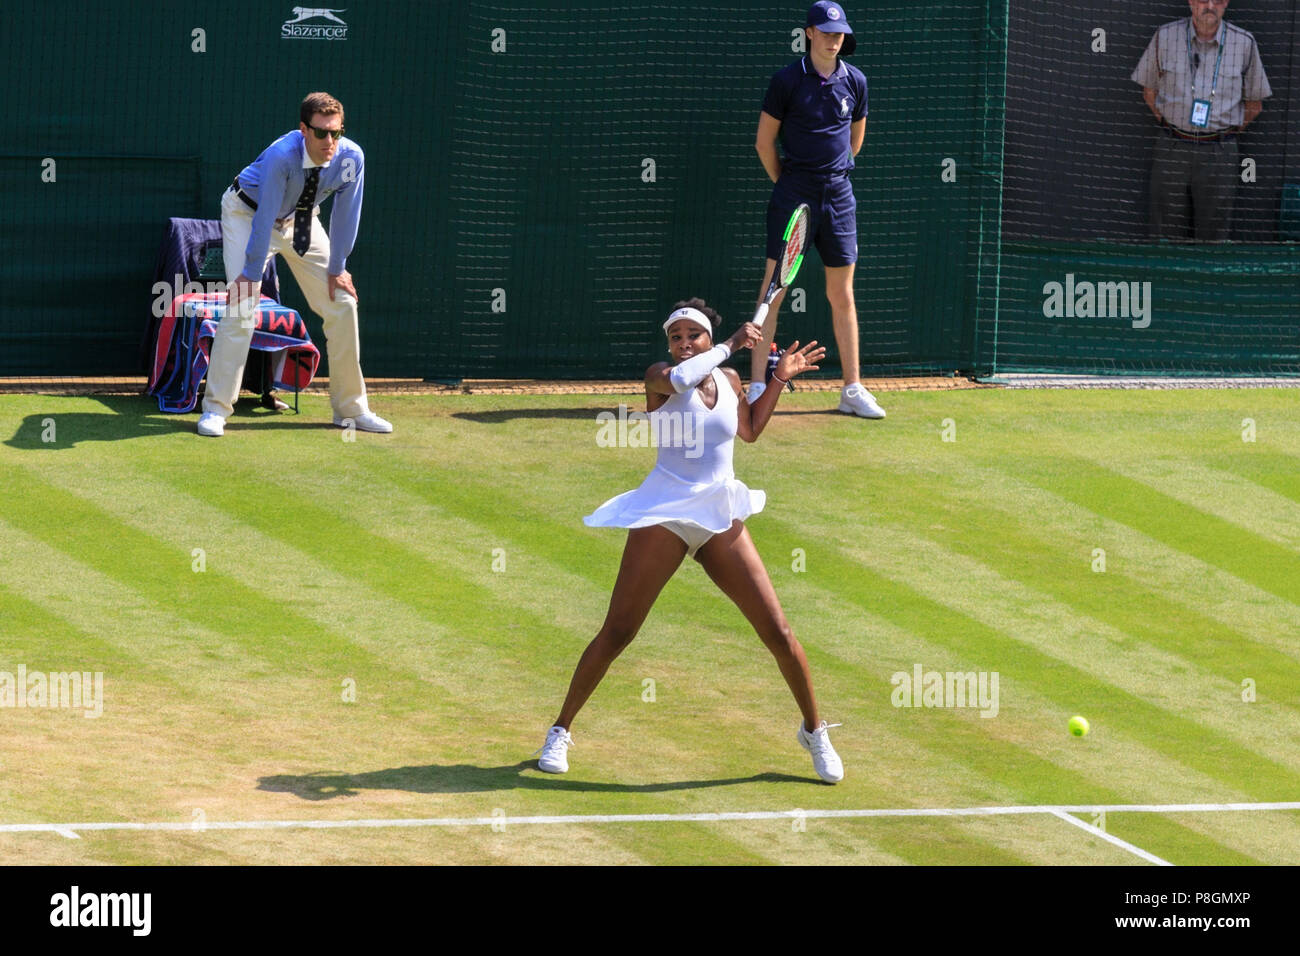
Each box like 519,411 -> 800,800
752,203 -> 810,328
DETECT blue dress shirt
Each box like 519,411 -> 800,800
234,130 -> 364,278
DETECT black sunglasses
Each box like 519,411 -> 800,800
306,124 -> 344,141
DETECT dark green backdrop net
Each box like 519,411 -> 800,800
2,1 -> 1297,381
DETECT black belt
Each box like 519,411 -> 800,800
231,179 -> 292,226
231,178 -> 258,210
1161,123 -> 1237,143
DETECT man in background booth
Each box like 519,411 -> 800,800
1132,0 -> 1272,240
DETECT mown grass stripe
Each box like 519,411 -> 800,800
1212,448 -> 1300,507
0,464 -> 394,680
0,518 -> 279,690
848,526 -> 1300,776
922,456 -> 1300,658
752,487 -> 1300,780
783,524 -> 1300,801
14,455 -> 473,703
756,533 -> 1300,861
0,578 -> 144,670
132,456 -> 586,692
1018,458 -> 1300,606
865,475 -> 1300,715
1103,459 -> 1300,551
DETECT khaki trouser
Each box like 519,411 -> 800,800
201,187 -> 369,419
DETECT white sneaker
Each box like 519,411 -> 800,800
333,411 -> 393,433
838,383 -> 886,419
797,720 -> 844,784
197,412 -> 226,437
537,726 -> 574,774
746,381 -> 767,404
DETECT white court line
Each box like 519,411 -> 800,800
1,801 -> 1296,837
1049,809 -> 1172,866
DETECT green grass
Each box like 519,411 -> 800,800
1,388 -> 1298,864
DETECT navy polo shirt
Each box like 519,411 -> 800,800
762,56 -> 868,178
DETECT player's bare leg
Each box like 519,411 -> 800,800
827,262 -> 884,418
825,263 -> 859,386
749,258 -> 788,389
696,520 -> 843,782
695,520 -> 821,731
552,525 -> 687,729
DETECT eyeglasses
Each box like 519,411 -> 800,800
306,124 -> 344,141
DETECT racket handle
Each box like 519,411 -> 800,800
752,302 -> 770,329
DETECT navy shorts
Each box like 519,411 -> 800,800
765,174 -> 858,268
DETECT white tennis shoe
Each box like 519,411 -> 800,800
537,725 -> 574,774
838,383 -> 886,419
797,720 -> 844,784
333,410 -> 393,433
197,412 -> 226,437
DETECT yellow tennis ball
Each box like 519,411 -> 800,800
1069,715 -> 1090,737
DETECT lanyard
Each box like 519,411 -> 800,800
1185,19 -> 1225,103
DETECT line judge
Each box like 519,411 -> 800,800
198,92 -> 391,437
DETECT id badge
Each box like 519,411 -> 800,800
1190,99 -> 1211,129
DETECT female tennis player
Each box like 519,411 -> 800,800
537,298 -> 843,783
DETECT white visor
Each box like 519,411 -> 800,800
663,306 -> 711,334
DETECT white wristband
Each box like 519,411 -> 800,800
668,344 -> 731,394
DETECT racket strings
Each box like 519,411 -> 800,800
781,215 -> 808,285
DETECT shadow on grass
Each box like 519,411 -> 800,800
450,406 -> 848,424
3,395 -> 324,449
451,406 -> 625,424
257,762 -> 815,800
765,408 -> 856,417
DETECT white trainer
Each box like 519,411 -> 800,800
197,412 -> 226,437
537,725 -> 574,774
797,720 -> 844,784
746,381 -> 767,405
333,411 -> 393,433
838,383 -> 886,419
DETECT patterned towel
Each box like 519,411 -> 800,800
147,293 -> 320,414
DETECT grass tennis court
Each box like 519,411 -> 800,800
1,387 -> 1298,865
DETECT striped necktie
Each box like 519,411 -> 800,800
293,166 -> 321,256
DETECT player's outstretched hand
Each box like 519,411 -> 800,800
774,340 -> 825,380
725,322 -> 763,355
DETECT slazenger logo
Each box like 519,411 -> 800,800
282,7 -> 349,40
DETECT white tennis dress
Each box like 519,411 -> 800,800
584,368 -> 765,544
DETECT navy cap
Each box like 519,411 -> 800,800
806,1 -> 856,56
